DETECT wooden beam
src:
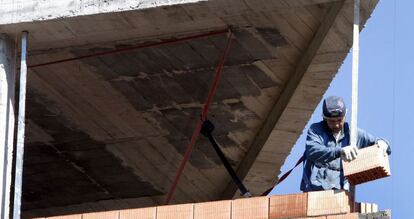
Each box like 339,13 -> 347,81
220,0 -> 346,199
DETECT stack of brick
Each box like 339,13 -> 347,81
354,202 -> 379,214
343,144 -> 391,185
31,190 -> 390,219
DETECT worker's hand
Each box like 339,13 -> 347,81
377,140 -> 389,156
341,145 -> 359,161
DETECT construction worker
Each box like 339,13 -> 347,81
300,96 -> 391,192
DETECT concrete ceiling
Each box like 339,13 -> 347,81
0,0 -> 379,217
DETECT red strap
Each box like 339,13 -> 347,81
261,155 -> 304,196
28,29 -> 228,68
165,29 -> 233,204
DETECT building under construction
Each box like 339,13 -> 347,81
0,0 -> 390,218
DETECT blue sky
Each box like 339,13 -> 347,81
270,0 -> 413,217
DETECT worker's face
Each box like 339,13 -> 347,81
324,116 -> 345,134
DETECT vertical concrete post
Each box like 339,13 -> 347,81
13,31 -> 28,219
350,0 -> 360,202
0,34 -> 16,219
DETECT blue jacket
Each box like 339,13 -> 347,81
300,121 -> 391,192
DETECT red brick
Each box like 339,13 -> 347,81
194,200 -> 231,219
157,203 -> 193,219
307,190 -> 351,216
295,216 -> 326,219
326,213 -> 359,219
360,203 -> 367,213
352,202 -> 361,213
372,203 -> 378,212
82,210 -> 119,219
364,203 -> 372,213
343,145 -> 391,185
269,193 -> 307,218
359,202 -> 380,214
119,207 -> 156,219
47,214 -> 82,219
232,196 -> 269,219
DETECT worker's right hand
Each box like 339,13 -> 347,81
377,139 -> 389,156
341,145 -> 359,161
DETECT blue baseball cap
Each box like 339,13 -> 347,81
323,96 -> 346,118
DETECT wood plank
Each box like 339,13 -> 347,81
221,0 -> 346,199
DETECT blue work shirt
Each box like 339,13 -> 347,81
300,121 -> 391,192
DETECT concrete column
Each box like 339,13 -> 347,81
0,34 -> 16,219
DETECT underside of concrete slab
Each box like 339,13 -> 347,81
0,0 -> 380,217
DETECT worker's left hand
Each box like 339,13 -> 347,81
341,145 -> 359,161
377,139 -> 389,156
